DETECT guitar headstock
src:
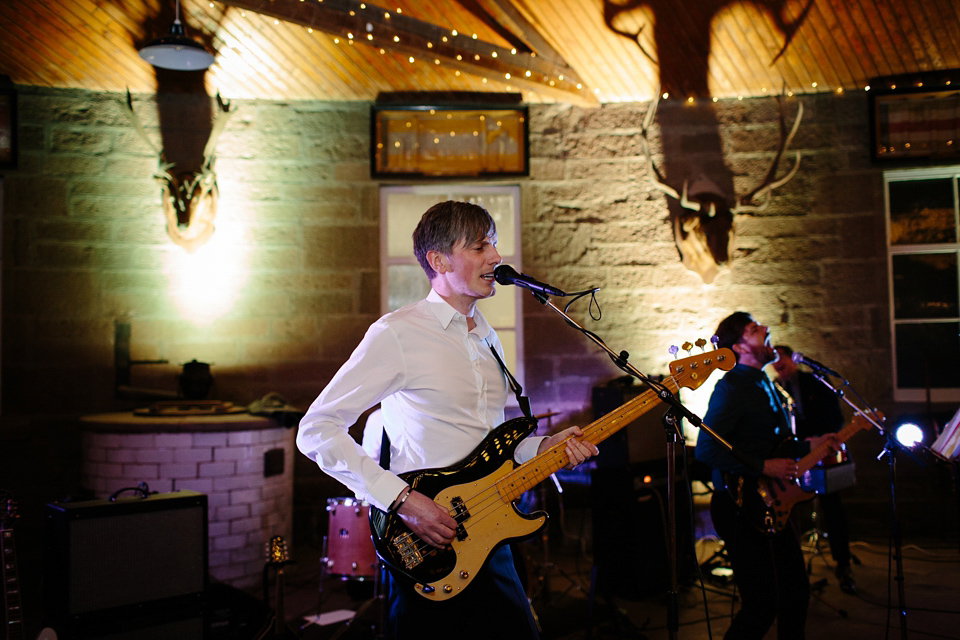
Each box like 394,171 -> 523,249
266,535 -> 290,566
668,347 -> 736,391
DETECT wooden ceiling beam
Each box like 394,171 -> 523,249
218,0 -> 597,105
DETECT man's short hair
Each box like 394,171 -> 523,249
774,344 -> 794,357
714,311 -> 753,361
413,201 -> 497,279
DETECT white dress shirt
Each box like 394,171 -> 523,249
297,289 -> 544,511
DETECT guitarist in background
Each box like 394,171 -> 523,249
694,312 -> 840,640
297,200 -> 598,639
771,344 -> 856,594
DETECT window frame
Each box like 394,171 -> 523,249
884,166 -> 960,402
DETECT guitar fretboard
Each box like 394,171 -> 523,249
495,378 -> 678,501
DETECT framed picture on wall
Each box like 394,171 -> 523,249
0,85 -> 17,170
869,71 -> 960,165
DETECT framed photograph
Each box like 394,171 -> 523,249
0,85 -> 16,170
371,93 -> 528,178
869,72 -> 960,165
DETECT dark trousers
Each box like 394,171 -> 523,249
711,490 -> 810,640
383,544 -> 539,640
818,492 -> 852,569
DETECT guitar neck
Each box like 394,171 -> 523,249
497,379 -> 675,501
796,415 -> 869,475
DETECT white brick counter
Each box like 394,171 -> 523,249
79,412 -> 294,590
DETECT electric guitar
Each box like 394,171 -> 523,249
370,347 -> 735,601
1,492 -> 57,640
726,412 -> 877,535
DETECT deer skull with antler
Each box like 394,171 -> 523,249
122,91 -> 234,253
640,91 -> 803,283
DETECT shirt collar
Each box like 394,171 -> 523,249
425,289 -> 493,339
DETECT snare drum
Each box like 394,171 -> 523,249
324,497 -> 378,579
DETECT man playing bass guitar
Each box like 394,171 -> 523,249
297,201 -> 598,639
695,312 -> 840,640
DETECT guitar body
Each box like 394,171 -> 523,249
727,413 -> 877,535
368,347 -> 736,600
726,474 -> 816,535
370,417 -> 544,599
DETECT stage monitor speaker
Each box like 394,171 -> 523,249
44,490 -> 208,627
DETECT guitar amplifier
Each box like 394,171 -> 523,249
800,461 -> 857,494
43,490 -> 208,626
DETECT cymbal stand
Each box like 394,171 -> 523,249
527,412 -> 588,606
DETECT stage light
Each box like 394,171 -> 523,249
895,422 -> 924,448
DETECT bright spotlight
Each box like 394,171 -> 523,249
895,422 -> 924,448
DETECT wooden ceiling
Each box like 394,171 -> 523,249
1,0 -> 959,105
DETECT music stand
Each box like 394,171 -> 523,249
930,406 -> 960,554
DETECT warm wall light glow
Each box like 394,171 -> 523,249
163,220 -> 250,325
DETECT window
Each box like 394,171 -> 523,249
885,168 -> 960,402
380,185 -> 524,381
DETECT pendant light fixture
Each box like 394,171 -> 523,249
139,0 -> 215,71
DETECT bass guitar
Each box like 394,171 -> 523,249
2,491 -> 57,640
370,347 -> 734,600
726,412 -> 876,535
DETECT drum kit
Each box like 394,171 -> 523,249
308,497 -> 383,639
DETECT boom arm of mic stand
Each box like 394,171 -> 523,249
529,291 -> 760,474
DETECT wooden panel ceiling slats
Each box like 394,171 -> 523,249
931,0 -> 960,67
709,8 -> 766,97
843,0 -> 902,79
888,0 -> 935,69
825,0 -> 882,81
728,5 -> 795,95
744,8 -> 810,94
248,16 -> 350,97
220,0 -> 588,100
214,12 -> 313,98
872,0 -> 923,74
812,0 -> 867,88
0,2 -> 115,90
556,0 -> 653,99
63,0 -> 160,85
803,0 -> 858,89
913,0 -> 960,68
661,1 -> 725,94
284,26 -> 374,99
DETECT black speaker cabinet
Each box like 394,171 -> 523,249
44,490 -> 208,626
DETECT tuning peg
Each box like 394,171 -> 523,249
695,338 -> 707,351
682,341 -> 694,353
710,335 -> 720,349
668,345 -> 679,358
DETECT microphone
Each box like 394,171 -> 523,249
791,351 -> 842,378
493,265 -> 567,297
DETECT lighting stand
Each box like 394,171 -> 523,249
808,371 -> 909,639
661,408 -> 682,640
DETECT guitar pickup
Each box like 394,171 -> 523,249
391,532 -> 423,569
451,496 -> 470,541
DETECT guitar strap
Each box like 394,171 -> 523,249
488,344 -> 535,421
376,344 -> 534,472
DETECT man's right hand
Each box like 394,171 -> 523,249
763,457 -> 799,481
396,490 -> 458,549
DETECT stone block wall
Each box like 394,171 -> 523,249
4,86 -> 945,540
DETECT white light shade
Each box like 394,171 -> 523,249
139,20 -> 214,71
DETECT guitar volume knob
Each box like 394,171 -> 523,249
460,570 -> 469,579
443,585 -> 453,593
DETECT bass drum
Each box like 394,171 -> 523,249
324,497 -> 378,579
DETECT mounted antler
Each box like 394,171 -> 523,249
122,91 -> 234,253
639,90 -> 803,283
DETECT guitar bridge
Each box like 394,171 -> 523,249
391,532 -> 423,569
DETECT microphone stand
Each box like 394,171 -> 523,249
808,371 -> 911,640
525,290 -> 755,640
